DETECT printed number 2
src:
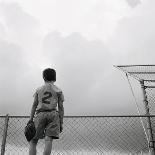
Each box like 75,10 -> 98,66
42,92 -> 52,104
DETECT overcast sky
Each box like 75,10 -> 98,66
0,0 -> 153,116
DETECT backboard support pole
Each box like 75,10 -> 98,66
140,80 -> 155,155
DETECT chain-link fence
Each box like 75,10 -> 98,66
1,115 -> 155,155
114,65 -> 155,154
115,65 -> 155,115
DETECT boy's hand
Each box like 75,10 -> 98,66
60,124 -> 63,133
28,119 -> 33,124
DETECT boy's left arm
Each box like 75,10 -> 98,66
30,93 -> 38,121
57,92 -> 64,132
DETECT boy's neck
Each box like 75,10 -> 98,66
45,81 -> 54,84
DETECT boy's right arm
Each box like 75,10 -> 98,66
30,93 -> 38,121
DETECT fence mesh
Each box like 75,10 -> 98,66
1,115 -> 154,155
114,65 -> 155,154
115,65 -> 155,114
0,116 -> 5,152
115,65 -> 155,81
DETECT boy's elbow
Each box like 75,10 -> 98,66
32,100 -> 38,109
59,106 -> 64,112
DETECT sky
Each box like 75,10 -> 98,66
0,0 -> 154,116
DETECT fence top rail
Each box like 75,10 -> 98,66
1,115 -> 155,118
114,65 -> 155,82
115,64 -> 155,67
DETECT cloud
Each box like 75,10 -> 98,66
0,22 -> 6,40
0,1 -> 148,116
43,31 -> 137,115
126,0 -> 142,8
0,2 -> 38,35
0,2 -> 42,58
11,0 -> 131,41
108,1 -> 155,64
0,40 -> 30,114
0,2 -> 42,115
0,41 -> 41,116
106,1 -> 155,115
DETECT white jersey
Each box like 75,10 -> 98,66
34,82 -> 64,112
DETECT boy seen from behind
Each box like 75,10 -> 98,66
29,68 -> 64,155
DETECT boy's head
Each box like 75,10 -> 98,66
43,68 -> 56,82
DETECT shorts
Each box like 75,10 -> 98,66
33,110 -> 60,141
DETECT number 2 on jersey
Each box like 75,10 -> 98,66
42,92 -> 52,104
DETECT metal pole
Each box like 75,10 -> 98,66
140,80 -> 155,155
1,114 -> 9,155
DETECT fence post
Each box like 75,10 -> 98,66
1,114 -> 9,155
140,80 -> 155,155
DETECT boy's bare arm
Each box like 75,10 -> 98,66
30,94 -> 38,121
58,92 -> 64,127
58,99 -> 64,125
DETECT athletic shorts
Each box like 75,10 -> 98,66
33,110 -> 60,141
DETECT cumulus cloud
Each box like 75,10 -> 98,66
11,0 -> 131,42
0,40 -> 30,115
106,0 -> 155,114
126,0 -> 142,8
0,2 -> 42,62
108,1 -> 155,65
0,2 -> 38,38
0,22 -> 6,40
43,32 -> 137,115
0,1 -> 152,116
0,2 -> 42,115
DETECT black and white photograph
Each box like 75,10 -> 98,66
0,0 -> 155,154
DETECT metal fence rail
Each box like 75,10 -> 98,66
0,115 -> 154,155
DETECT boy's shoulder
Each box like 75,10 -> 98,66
52,84 -> 63,93
35,85 -> 44,92
35,83 -> 63,93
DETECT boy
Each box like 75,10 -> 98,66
29,68 -> 64,155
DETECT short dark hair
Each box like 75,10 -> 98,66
43,68 -> 56,82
